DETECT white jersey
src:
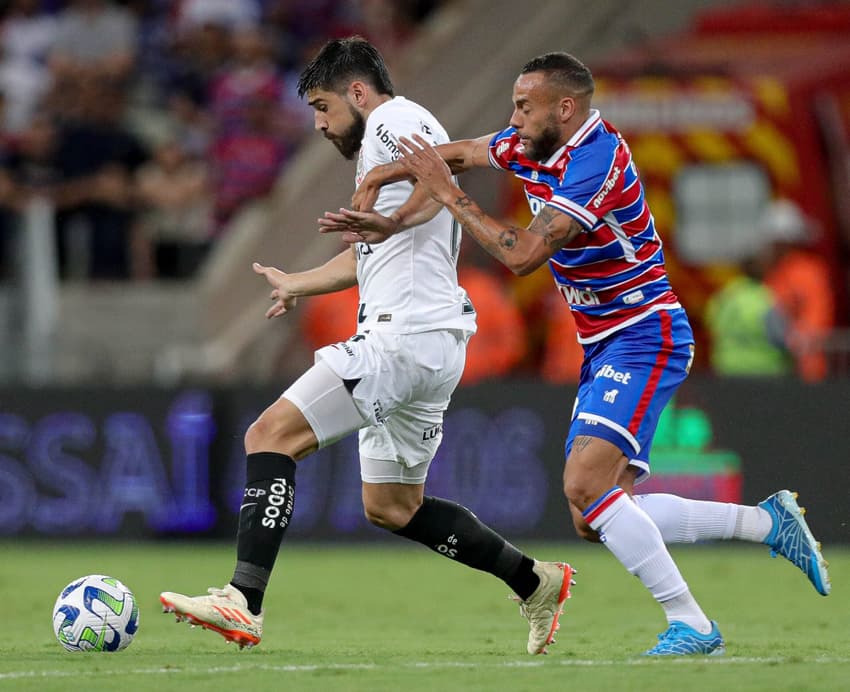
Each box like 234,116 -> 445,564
353,96 -> 477,336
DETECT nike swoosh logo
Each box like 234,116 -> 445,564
239,503 -> 257,511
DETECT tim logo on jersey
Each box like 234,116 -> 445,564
559,284 -> 600,305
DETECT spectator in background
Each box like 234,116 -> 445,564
704,256 -> 792,377
176,0 -> 262,33
208,26 -> 286,139
48,0 -> 137,87
208,26 -> 289,230
0,111 -> 64,280
1,0 -> 57,66
209,91 -> 287,230
0,111 -> 63,198
134,133 -> 212,279
52,81 -> 148,279
0,0 -> 57,132
758,199 -> 835,382
357,0 -> 416,63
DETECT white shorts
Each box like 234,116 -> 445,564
282,329 -> 467,483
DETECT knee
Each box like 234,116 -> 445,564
563,475 -> 597,512
244,414 -> 273,453
244,408 -> 297,454
363,499 -> 420,532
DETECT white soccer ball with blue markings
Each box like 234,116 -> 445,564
52,574 -> 140,652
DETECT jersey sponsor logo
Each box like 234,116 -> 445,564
603,388 -> 619,403
591,165 -> 621,209
375,123 -> 401,160
377,313 -> 392,323
595,363 -> 632,384
526,195 -> 547,215
560,284 -> 600,305
496,140 -> 510,157
623,289 -> 644,305
421,423 -> 443,441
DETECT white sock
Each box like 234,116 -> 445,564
734,505 -> 773,542
584,487 -> 711,633
635,494 -> 772,544
661,592 -> 713,634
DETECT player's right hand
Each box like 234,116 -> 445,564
318,207 -> 399,245
253,262 -> 297,318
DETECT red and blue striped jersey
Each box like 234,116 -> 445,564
488,110 -> 682,344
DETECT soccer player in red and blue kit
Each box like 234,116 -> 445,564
331,51 -> 831,656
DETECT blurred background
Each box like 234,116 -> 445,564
0,0 -> 847,543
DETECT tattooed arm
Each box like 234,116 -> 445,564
398,134 -> 582,275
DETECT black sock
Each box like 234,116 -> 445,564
394,496 -> 540,600
230,451 -> 296,615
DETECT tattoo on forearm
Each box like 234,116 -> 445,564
529,206 -> 578,252
498,229 -> 518,249
452,194 -> 521,259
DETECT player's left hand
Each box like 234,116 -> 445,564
318,207 -> 399,245
252,262 -> 297,318
398,134 -> 454,204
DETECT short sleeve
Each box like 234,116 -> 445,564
488,127 -> 520,171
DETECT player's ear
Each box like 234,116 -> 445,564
349,81 -> 368,107
559,96 -> 575,122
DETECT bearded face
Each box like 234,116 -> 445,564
325,102 -> 366,160
521,113 -> 562,162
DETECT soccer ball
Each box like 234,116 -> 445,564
52,575 -> 140,652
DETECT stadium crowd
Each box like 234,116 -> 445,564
0,0 -> 441,280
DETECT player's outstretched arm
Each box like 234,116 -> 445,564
398,134 -> 582,275
320,183 -> 442,245
253,248 -> 357,319
351,134 -> 494,212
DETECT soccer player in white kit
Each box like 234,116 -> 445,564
160,37 -> 574,654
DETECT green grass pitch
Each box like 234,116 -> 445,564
1,540 -> 847,691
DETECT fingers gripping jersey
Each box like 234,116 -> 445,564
489,110 -> 680,343
354,97 -> 476,336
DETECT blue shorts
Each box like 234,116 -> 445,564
565,308 -> 695,482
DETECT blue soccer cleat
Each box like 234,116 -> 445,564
759,490 -> 831,596
644,620 -> 725,656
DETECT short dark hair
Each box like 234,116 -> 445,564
520,52 -> 594,98
297,36 -> 394,99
